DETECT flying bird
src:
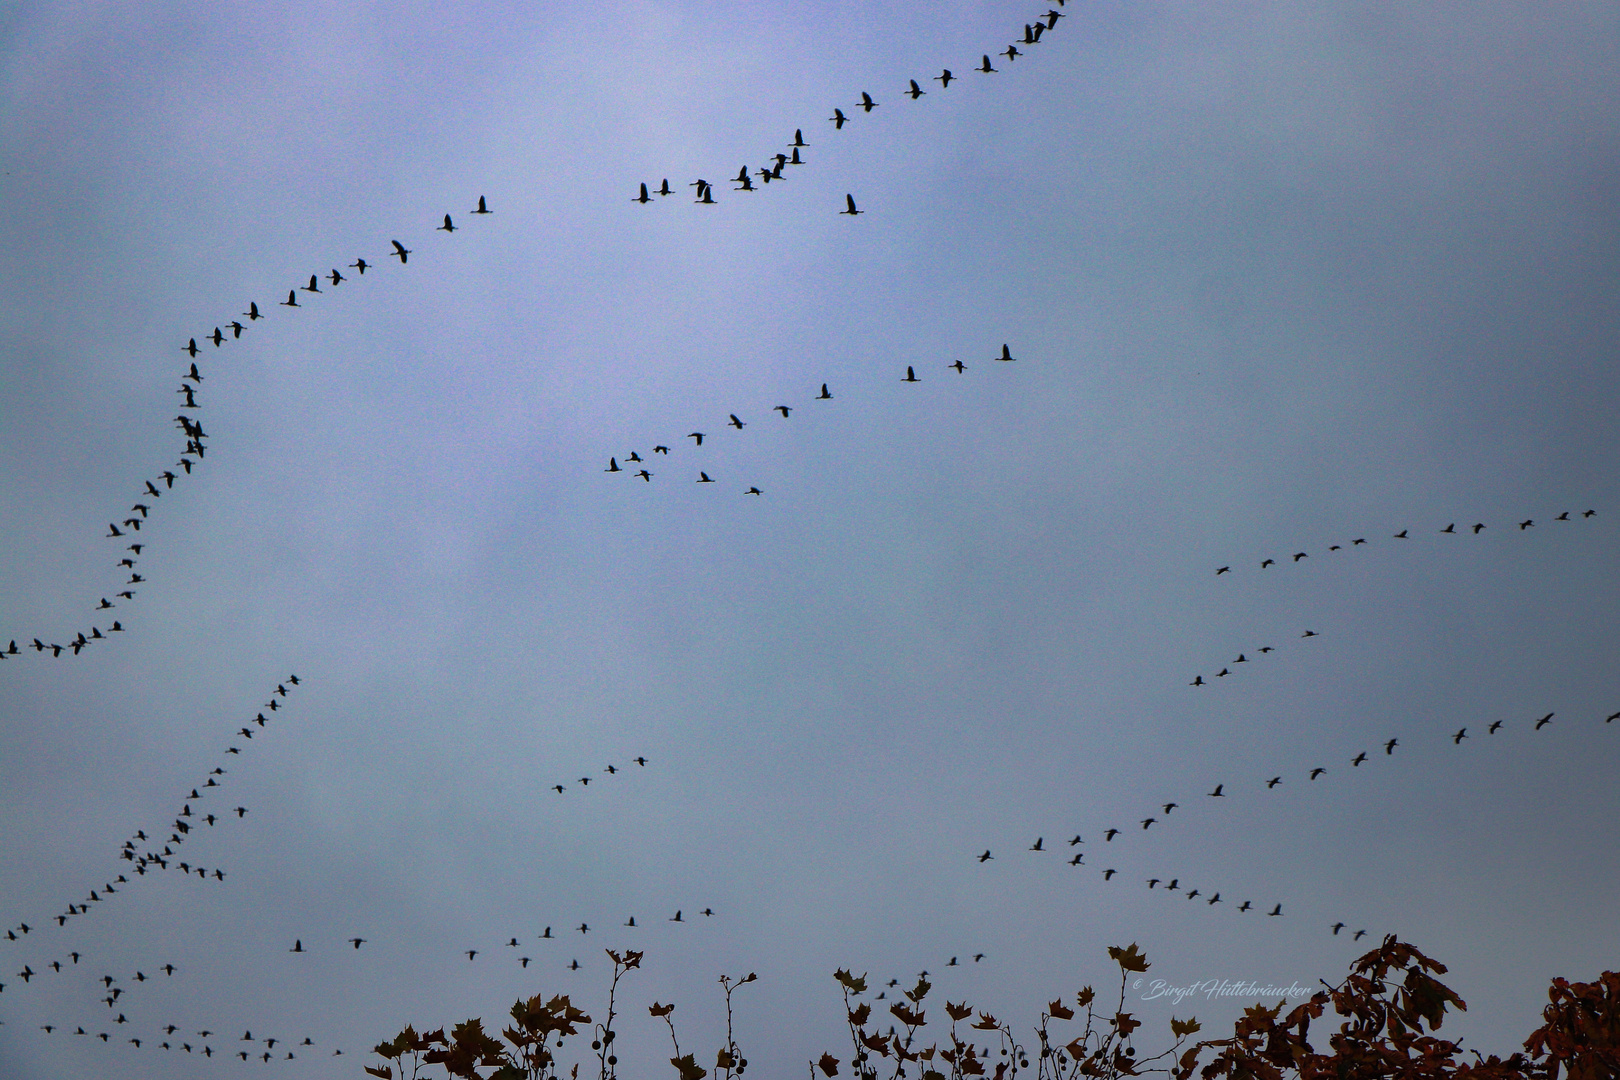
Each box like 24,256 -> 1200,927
390,240 -> 411,263
902,366 -> 918,382
829,108 -> 848,129
634,183 -> 651,203
841,193 -> 864,216
906,79 -> 925,99
438,214 -> 456,233
472,196 -> 492,214
977,850 -> 993,862
728,414 -> 745,429
817,383 -> 833,399
996,343 -> 1015,362
978,54 -> 997,73
280,289 -> 299,307
936,69 -> 955,88
858,91 -> 879,112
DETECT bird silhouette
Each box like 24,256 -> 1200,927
1309,767 -> 1327,780
243,301 -> 262,320
698,472 -> 715,483
841,193 -> 864,216
978,54 -> 997,73
1385,739 -> 1398,754
818,383 -> 833,399
350,257 -> 369,274
903,366 -> 919,382
301,274 -> 321,293
936,69 -> 955,88
858,91 -> 879,112
906,79 -> 925,99
1266,777 -> 1282,788
438,214 -> 456,233
280,290 -> 298,307
774,405 -> 791,417
829,108 -> 848,129
634,183 -> 652,203
996,343 -> 1015,362
390,240 -> 411,263
977,850 -> 993,862
472,196 -> 492,215
183,338 -> 199,357
1029,837 -> 1044,851
689,432 -> 705,445
327,268 -> 345,285
728,414 -> 745,429
1535,712 -> 1553,729
949,360 -> 966,373
1208,784 -> 1224,797
1453,728 -> 1468,744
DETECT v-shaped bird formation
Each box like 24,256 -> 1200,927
977,698 -> 1616,945
604,344 -> 1020,492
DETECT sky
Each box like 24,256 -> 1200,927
2,1 -> 1618,1077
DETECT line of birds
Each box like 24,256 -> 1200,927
975,701 -> 1616,943
1193,509 -> 1603,687
604,345 -> 1019,488
0,202 -> 493,667
1211,510 -> 1599,579
632,5 -> 1072,212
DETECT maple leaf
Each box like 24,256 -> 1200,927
1113,1012 -> 1140,1037
649,1002 -> 675,1018
890,1003 -> 926,1027
1108,944 -> 1150,973
816,1051 -> 840,1076
848,1003 -> 871,1027
946,1001 -> 974,1022
972,1012 -> 1001,1031
1076,987 -> 1095,1009
1169,1016 -> 1201,1038
1048,999 -> 1075,1021
834,969 -> 868,994
671,1052 -> 708,1080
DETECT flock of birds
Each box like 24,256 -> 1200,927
604,346 -> 1019,489
0,673 -> 681,1063
1191,509 -> 1601,688
977,696 -> 1618,943
631,6 -> 1074,213
0,200 -> 494,668
7,1 -> 1613,1072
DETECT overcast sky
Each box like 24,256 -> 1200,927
2,2 -> 1618,1078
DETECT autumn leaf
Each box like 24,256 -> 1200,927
671,1052 -> 708,1080
891,1002 -> 926,1027
834,969 -> 868,994
816,1051 -> 840,1076
1113,1012 -> 1140,1036
972,1012 -> 1001,1031
1169,1016 -> 1201,1038
848,1003 -> 871,1027
946,1001 -> 974,1022
364,1068 -> 393,1079
860,1030 -> 891,1055
1108,944 -> 1150,973
650,1002 -> 675,1018
716,1048 -> 735,1068
1048,999 -> 1075,1021
1076,987 -> 1095,1009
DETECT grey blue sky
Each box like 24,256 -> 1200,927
2,3 -> 1618,1077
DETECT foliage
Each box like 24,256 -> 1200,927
365,939 -> 1617,1080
